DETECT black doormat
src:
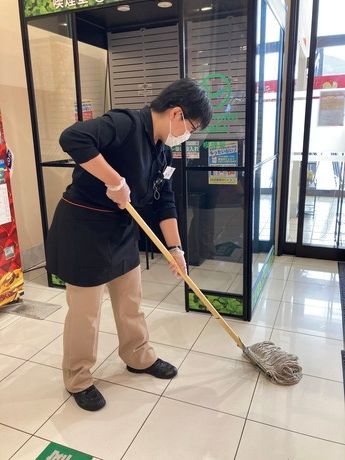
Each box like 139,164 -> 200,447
215,241 -> 240,257
337,262 -> 345,394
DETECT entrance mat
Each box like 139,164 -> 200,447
337,262 -> 345,394
215,241 -> 240,257
1,299 -> 61,320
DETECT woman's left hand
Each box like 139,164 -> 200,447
169,248 -> 187,278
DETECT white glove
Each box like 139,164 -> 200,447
169,247 -> 187,278
106,178 -> 131,210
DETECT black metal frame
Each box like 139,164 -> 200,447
296,0 -> 319,252
251,0 -> 284,313
18,0 -> 286,320
242,0 -> 257,320
18,1 -> 50,247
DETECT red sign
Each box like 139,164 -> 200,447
313,75 -> 345,89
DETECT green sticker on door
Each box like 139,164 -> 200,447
36,442 -> 93,460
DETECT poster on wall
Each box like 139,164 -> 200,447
318,90 -> 345,126
208,140 -> 238,185
75,100 -> 93,122
172,141 -> 200,160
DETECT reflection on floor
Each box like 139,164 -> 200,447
0,253 -> 343,459
288,196 -> 345,247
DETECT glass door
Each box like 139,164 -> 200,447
282,0 -> 345,258
299,0 -> 345,252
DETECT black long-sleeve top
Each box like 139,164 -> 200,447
59,105 -> 177,222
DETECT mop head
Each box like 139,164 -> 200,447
243,341 -> 303,385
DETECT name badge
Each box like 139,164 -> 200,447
163,166 -> 175,180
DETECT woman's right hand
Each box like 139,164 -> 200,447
106,178 -> 131,209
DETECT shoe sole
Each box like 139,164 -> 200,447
127,367 -> 178,379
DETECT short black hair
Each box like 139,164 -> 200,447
150,78 -> 213,130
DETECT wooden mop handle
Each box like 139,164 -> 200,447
125,203 -> 244,350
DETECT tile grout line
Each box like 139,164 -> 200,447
8,434 -> 36,460
246,418 -> 345,446
270,325 -> 344,343
119,311 -> 214,459
160,314 -> 213,397
233,367 -> 262,459
161,394 -> 247,422
119,394 -> 163,459
27,332 -> 64,362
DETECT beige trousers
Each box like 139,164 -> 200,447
62,265 -> 156,392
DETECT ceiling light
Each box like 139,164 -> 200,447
117,4 -> 130,11
201,6 -> 213,11
157,1 -> 173,8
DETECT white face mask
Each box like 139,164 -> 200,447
165,113 -> 191,148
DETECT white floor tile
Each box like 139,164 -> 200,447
156,285 -> 186,312
124,397 -> 244,460
270,329 -> 343,382
196,259 -> 243,275
268,263 -> 291,280
193,318 -> 272,362
31,331 -> 119,371
94,343 -> 188,395
26,272 -> 50,288
141,263 -> 180,286
11,436 -> 57,460
293,257 -> 338,271
145,309 -> 209,349
259,278 -> 287,301
22,285 -> 61,303
288,267 -> 339,285
249,374 -> 345,444
0,317 -> 63,359
274,300 -> 343,340
272,255 -> 294,266
46,291 -> 69,324
282,280 -> 340,306
45,304 -> 68,324
99,300 -> 117,334
99,299 -> 153,334
237,420 -> 345,460
141,281 -> 174,307
228,274 -> 243,295
0,424 -> 30,459
188,267 -> 235,291
23,267 -> 46,282
0,311 -> 20,330
249,298 -> 281,328
164,352 -> 258,417
0,362 -> 69,433
0,354 -> 25,381
36,381 -> 159,460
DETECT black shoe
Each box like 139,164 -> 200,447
127,358 -> 178,379
69,385 -> 106,411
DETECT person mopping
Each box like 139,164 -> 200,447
46,78 -> 213,411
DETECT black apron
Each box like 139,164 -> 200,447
46,199 -> 140,287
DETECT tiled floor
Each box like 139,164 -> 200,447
0,255 -> 344,459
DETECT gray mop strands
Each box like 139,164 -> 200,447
243,341 -> 303,385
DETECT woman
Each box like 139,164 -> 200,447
46,78 -> 212,411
